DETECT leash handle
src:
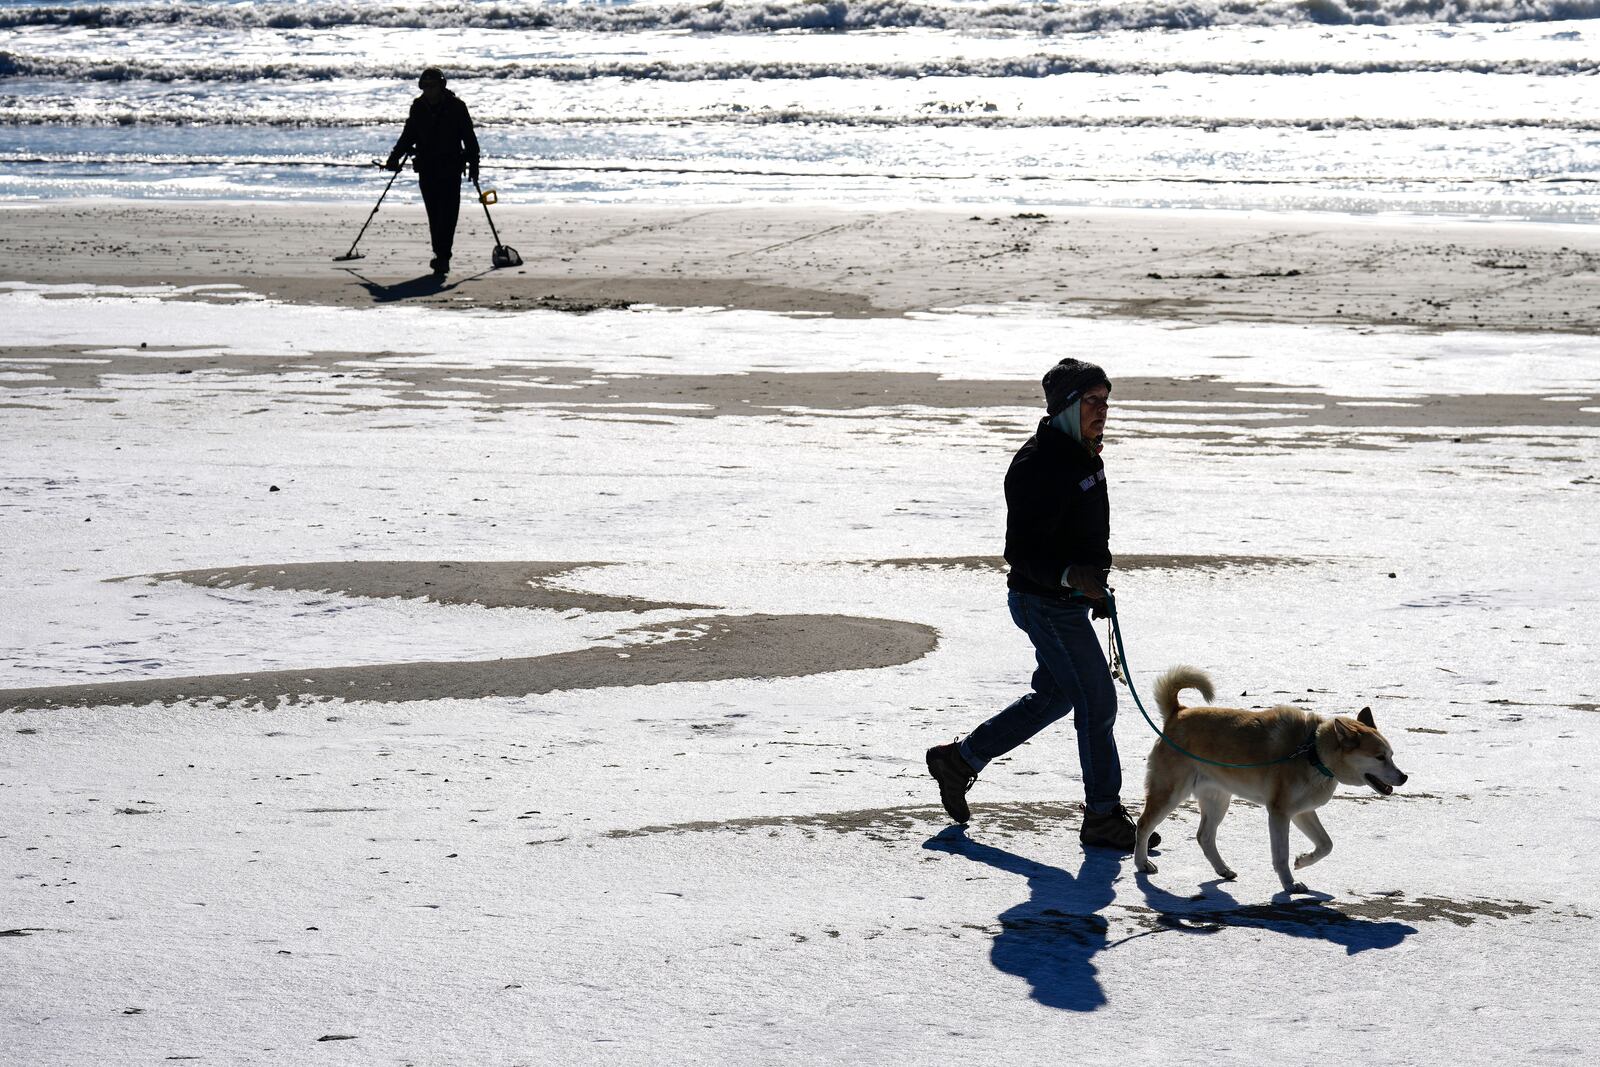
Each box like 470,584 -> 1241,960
1105,591 -> 1313,771
1105,586 -> 1125,682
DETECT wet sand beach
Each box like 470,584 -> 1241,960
5,200 -> 1600,332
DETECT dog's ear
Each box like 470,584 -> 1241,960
1333,718 -> 1361,750
1357,706 -> 1375,728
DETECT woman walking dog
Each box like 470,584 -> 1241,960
927,358 -> 1156,852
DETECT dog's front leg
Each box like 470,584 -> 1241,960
1269,808 -> 1310,893
1292,810 -> 1333,870
1134,815 -> 1157,874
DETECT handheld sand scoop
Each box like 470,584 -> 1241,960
473,180 -> 523,268
333,157 -> 407,262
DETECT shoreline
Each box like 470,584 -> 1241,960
4,199 -> 1599,332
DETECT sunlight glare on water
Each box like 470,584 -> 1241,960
0,0 -> 1598,217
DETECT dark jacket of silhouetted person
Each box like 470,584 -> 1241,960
388,88 -> 479,177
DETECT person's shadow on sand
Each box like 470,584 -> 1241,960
923,828 -> 1120,1012
1134,873 -> 1417,955
338,268 -> 483,303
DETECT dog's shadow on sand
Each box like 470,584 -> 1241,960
1135,875 -> 1417,956
925,827 -> 1417,1012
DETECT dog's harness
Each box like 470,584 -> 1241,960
1106,591 -> 1338,773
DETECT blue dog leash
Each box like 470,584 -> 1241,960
1103,590 -> 1332,776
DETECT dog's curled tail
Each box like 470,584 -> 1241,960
1153,665 -> 1215,721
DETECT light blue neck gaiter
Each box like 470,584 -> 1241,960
1050,400 -> 1083,446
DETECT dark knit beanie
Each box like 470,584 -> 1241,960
419,67 -> 446,87
1042,358 -> 1111,415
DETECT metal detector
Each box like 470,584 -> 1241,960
473,180 -> 523,268
333,157 -> 407,262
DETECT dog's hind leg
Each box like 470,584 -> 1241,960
1269,808 -> 1310,893
1292,810 -> 1333,870
1134,764 -> 1191,875
1195,785 -> 1236,881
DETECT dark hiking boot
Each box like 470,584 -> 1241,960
926,742 -> 977,824
430,257 -> 449,277
1079,805 -> 1160,852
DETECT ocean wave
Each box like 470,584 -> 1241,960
3,0 -> 1597,34
4,51 -> 1596,83
6,102 -> 1600,131
3,151 -> 1594,185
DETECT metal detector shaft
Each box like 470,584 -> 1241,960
333,156 -> 407,261
473,179 -> 505,246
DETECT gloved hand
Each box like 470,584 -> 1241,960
1063,564 -> 1109,599
468,161 -> 480,184
383,157 -> 402,173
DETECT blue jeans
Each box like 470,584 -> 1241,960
959,591 -> 1122,814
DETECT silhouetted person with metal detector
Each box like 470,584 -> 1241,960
384,67 -> 479,277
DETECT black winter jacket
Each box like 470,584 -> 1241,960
389,90 -> 480,174
1003,416 -> 1112,599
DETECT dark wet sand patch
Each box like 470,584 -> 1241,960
132,560 -> 708,614
600,788 -> 1437,846
0,612 -> 938,713
1485,696 -> 1600,714
604,800 -> 1083,843
1335,895 -> 1536,927
6,349 -> 1597,432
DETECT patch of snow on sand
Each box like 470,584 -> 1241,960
1,293 -> 1598,1065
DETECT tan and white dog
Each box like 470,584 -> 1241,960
1134,666 -> 1408,894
